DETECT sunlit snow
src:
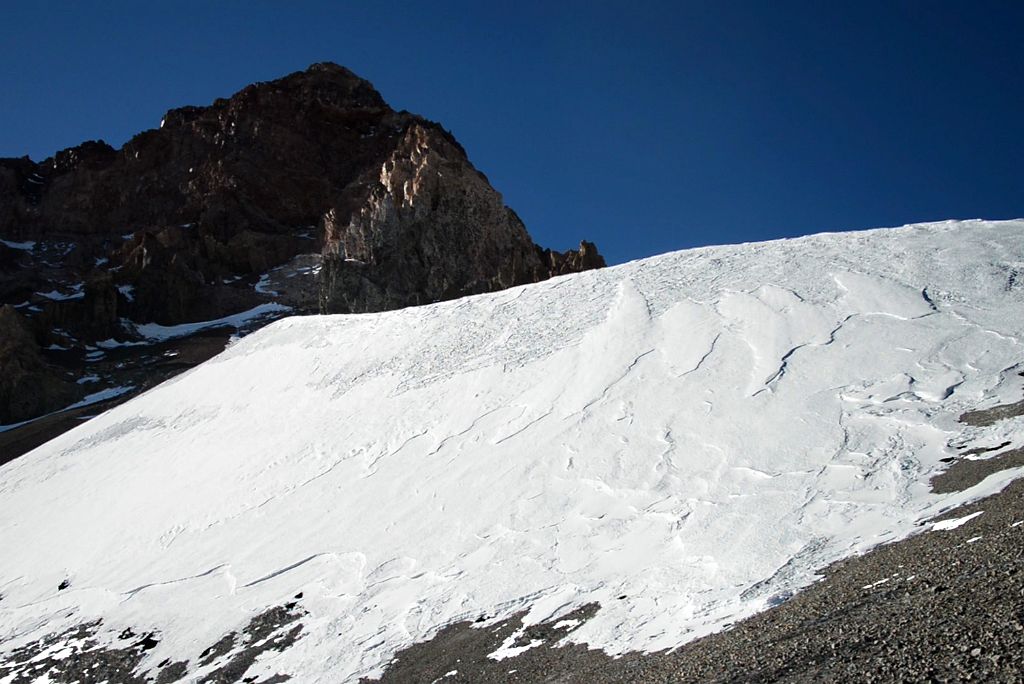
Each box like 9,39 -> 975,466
931,510 -> 984,531
1,220 -> 1023,682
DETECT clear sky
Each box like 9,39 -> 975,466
1,1 -> 1021,265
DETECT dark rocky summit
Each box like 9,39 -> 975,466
0,62 -> 603,455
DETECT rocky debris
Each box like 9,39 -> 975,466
154,661 -> 189,684
932,445 -> 1024,494
0,305 -> 80,424
0,604 -> 305,683
0,62 -> 603,448
0,620 -> 148,684
362,604 -> 601,684
960,398 -> 1024,427
199,604 -> 304,683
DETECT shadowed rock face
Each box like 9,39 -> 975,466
0,305 -> 80,424
0,62 -> 603,443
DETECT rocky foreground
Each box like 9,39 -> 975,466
0,63 -> 603,456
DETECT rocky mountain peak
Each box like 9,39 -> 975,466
0,63 -> 604,458
160,61 -> 387,133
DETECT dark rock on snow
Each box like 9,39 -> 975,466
0,604 -> 304,684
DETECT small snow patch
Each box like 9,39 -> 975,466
66,386 -> 134,411
95,338 -> 147,349
254,273 -> 279,296
130,303 -> 291,343
1,239 -> 35,251
932,511 -> 983,531
37,284 -> 84,301
488,627 -> 544,661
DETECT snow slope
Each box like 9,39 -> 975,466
1,220 -> 1023,682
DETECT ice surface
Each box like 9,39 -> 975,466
1,220 -> 1023,682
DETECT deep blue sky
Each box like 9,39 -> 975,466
1,2 -> 1021,264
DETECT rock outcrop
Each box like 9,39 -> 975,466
0,306 -> 80,425
319,122 -> 588,313
0,62 -> 604,451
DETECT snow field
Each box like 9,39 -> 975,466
0,220 -> 1022,682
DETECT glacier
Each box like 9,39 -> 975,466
1,219 -> 1023,682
